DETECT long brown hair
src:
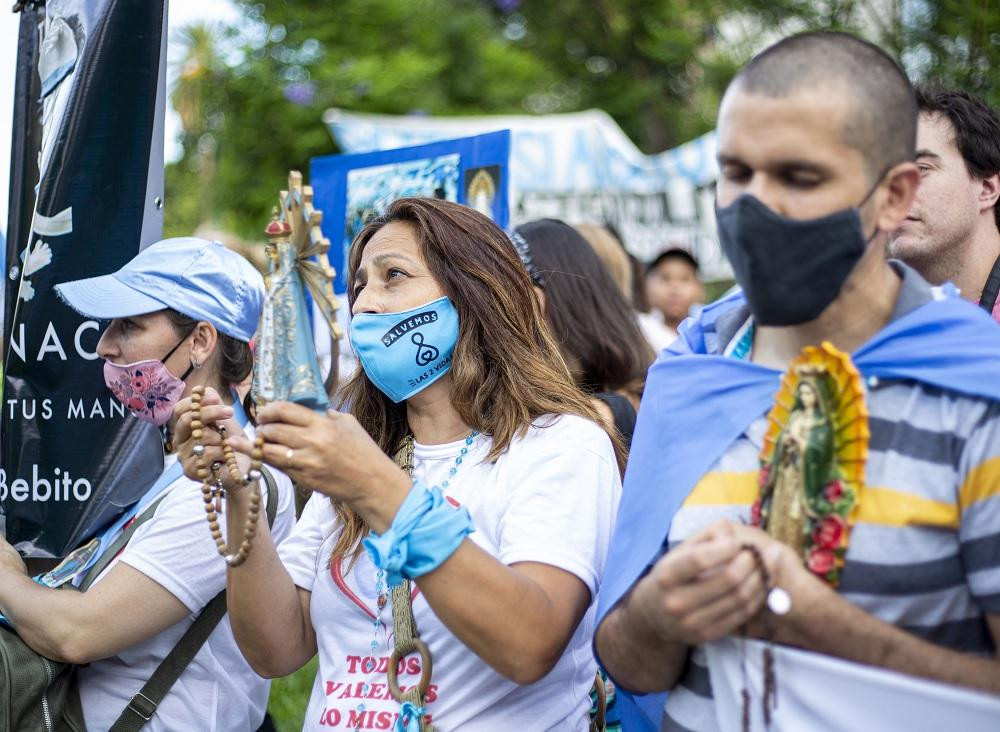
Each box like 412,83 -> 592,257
332,198 -> 622,561
514,219 -> 654,403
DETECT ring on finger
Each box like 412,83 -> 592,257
285,448 -> 295,468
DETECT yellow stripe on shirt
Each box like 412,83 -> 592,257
683,471 -> 758,506
855,486 -> 959,530
958,455 -> 1000,512
682,470 -> 960,529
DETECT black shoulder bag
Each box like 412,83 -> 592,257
0,467 -> 279,732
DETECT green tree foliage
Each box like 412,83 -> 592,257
164,23 -> 228,237
776,1 -> 1000,108
163,0 -> 1000,241
497,1 -> 807,150
903,0 -> 1000,109
166,0 -> 558,239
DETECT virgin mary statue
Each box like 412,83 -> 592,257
760,375 -> 834,558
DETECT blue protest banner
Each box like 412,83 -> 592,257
310,130 -> 511,294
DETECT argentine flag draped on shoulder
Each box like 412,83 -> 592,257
597,283 -> 1000,730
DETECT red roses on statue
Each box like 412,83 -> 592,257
813,514 -> 845,549
808,547 -> 836,575
823,479 -> 844,503
805,494 -> 849,581
754,465 -> 854,585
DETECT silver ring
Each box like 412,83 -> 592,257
285,448 -> 295,467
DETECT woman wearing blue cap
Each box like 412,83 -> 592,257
173,199 -> 623,731
0,237 -> 295,730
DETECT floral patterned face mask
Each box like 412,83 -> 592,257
103,330 -> 196,426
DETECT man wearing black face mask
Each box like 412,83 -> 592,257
594,31 -> 1000,732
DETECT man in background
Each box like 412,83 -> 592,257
889,87 -> 1000,320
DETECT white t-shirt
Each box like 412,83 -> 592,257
278,414 -> 621,732
77,449 -> 296,732
635,310 -> 677,354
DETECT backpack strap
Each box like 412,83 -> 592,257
980,253 -> 1000,316
78,492 -> 172,592
108,466 -> 280,732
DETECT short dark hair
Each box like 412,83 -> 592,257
916,85 -> 1000,232
648,247 -> 699,275
732,31 -> 917,180
514,218 -> 654,397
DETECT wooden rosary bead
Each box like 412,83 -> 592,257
739,543 -> 779,732
190,385 -> 264,568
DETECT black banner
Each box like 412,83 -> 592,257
2,0 -> 168,556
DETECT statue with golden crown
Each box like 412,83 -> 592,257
253,171 -> 342,412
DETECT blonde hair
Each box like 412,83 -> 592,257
575,223 -> 632,300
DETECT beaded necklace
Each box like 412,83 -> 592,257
350,429 -> 479,732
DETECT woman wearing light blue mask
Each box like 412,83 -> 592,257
175,198 -> 624,730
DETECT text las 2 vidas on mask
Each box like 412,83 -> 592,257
350,296 -> 461,403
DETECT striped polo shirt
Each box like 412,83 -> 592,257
662,263 -> 1000,732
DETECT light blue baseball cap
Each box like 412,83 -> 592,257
55,237 -> 264,342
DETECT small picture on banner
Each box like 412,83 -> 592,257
464,165 -> 500,219
344,154 -> 460,264
311,130 -> 510,294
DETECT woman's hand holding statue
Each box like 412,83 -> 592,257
228,401 -> 412,533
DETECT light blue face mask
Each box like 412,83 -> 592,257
349,296 -> 460,403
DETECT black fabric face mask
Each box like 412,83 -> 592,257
715,182 -> 882,326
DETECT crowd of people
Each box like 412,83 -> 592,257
1,28 -> 1000,732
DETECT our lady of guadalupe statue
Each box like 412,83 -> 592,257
753,342 -> 870,587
